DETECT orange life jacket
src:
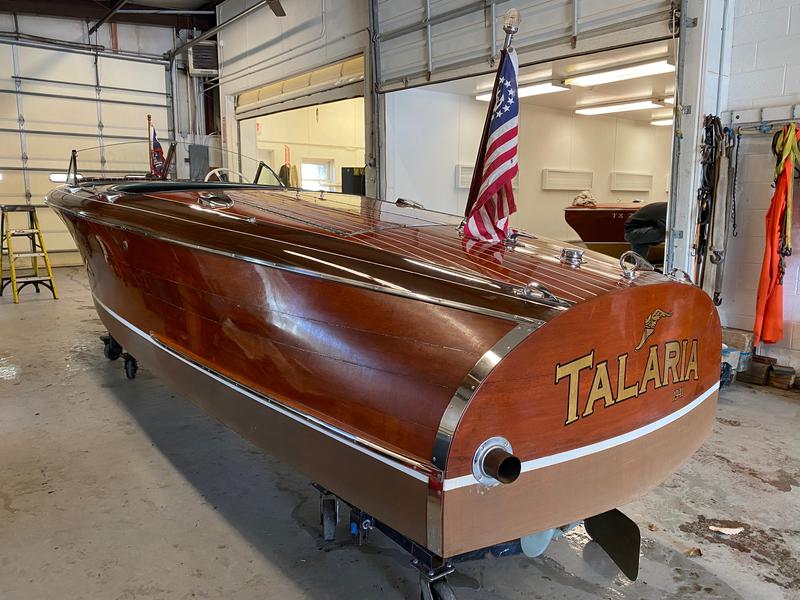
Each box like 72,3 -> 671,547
753,124 -> 800,346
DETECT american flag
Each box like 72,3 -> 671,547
151,127 -> 165,176
464,48 -> 519,242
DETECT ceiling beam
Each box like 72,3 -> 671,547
88,1 -> 129,36
0,1 -> 216,30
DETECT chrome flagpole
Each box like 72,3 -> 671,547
502,8 -> 521,49
146,113 -> 153,176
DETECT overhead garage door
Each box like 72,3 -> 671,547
0,42 -> 170,266
374,0 -> 674,91
235,55 -> 365,120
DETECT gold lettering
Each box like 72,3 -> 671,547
616,354 -> 638,402
555,351 -> 594,425
583,361 -> 615,417
639,345 -> 663,393
680,339 -> 688,380
663,341 -> 682,385
685,340 -> 699,380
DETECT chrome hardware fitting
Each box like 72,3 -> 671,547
198,192 -> 234,208
667,268 -> 694,284
515,281 -> 568,307
619,251 -> 655,280
560,247 -> 585,266
396,197 -> 425,209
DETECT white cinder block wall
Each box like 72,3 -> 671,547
720,0 -> 800,366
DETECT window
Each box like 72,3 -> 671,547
301,160 -> 334,191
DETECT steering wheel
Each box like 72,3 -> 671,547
204,167 -> 252,183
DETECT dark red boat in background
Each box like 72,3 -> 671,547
47,142 -> 719,599
564,201 -> 665,262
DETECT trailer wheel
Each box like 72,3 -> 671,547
101,335 -> 123,361
123,354 -> 138,380
321,497 -> 338,541
421,579 -> 456,600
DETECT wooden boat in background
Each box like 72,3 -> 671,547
47,144 -> 719,598
564,201 -> 665,262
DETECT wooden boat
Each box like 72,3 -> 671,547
47,147 -> 719,597
564,201 -> 665,262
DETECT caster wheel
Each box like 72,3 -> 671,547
421,579 -> 456,600
321,497 -> 338,541
123,354 -> 138,380
101,335 -> 123,361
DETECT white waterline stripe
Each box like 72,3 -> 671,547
443,381 -> 720,491
93,295 -> 430,484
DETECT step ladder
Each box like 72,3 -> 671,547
1,205 -> 58,304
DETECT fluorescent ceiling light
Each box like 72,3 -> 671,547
651,118 -> 674,127
575,100 -> 663,116
476,81 -> 569,101
566,60 -> 675,87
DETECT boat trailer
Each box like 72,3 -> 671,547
311,484 -> 642,599
102,332 -> 642,599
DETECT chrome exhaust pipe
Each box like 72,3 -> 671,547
472,437 -> 521,486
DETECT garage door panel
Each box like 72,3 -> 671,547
376,0 -> 424,30
101,88 -> 167,105
29,171 -> 68,199
0,42 -> 170,263
18,46 -> 96,85
376,0 -> 672,90
36,208 -> 75,252
26,135 -> 93,170
0,131 -> 21,163
0,45 -> 13,91
101,142 -> 152,174
22,95 -> 99,134
0,170 -> 26,203
0,93 -> 20,129
236,56 -> 365,119
101,103 -> 168,138
24,80 -> 96,100
98,56 -> 166,93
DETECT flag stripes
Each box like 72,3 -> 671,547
464,48 -> 520,242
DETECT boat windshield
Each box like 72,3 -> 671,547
53,140 -> 284,188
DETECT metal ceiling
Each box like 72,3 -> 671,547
0,0 -> 222,29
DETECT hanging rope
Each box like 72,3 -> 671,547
731,127 -> 741,238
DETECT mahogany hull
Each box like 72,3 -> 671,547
48,184 -> 720,559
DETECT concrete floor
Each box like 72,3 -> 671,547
1,267 -> 799,600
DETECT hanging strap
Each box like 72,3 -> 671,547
772,124 -> 800,257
